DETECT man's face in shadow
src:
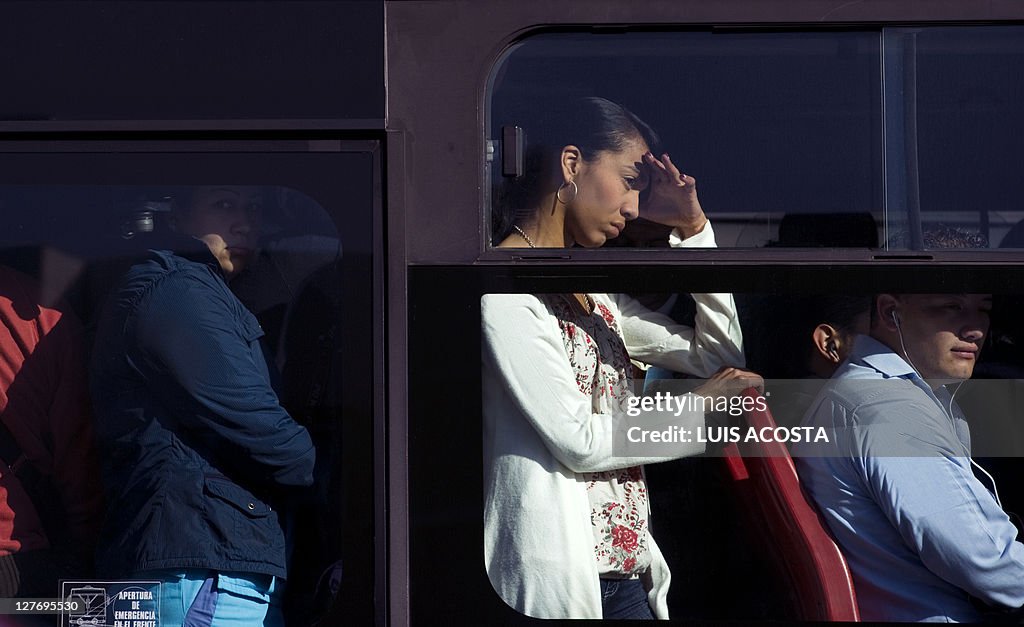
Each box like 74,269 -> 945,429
881,294 -> 992,383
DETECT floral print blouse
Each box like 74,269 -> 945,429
545,294 -> 651,578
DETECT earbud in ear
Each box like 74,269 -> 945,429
825,340 -> 840,361
890,310 -> 900,328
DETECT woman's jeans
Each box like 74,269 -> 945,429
601,577 -> 655,620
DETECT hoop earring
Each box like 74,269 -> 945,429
556,180 -> 578,205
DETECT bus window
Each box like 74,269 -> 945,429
408,273 -> 1024,622
0,141 -> 378,625
486,26 -> 1024,253
487,30 -> 883,250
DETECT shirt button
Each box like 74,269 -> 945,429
248,503 -> 256,510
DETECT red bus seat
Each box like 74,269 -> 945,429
720,387 -> 860,621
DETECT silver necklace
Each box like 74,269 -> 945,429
512,225 -> 536,248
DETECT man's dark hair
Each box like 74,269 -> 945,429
748,294 -> 871,379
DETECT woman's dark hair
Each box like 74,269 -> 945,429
492,97 -> 659,245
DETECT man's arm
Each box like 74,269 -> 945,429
859,410 -> 1024,610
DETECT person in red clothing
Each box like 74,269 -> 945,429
0,264 -> 103,596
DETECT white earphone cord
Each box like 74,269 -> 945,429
896,313 -> 1002,509
948,379 -> 1002,509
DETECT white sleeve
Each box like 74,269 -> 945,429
482,293 -> 706,474
614,221 -> 746,375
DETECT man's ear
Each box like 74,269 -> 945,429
560,145 -> 582,182
812,323 -> 842,363
875,294 -> 900,332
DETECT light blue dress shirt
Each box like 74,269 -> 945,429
793,335 -> 1024,622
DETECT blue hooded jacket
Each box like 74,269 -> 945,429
90,244 -> 315,579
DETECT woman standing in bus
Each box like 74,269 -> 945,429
482,97 -> 758,620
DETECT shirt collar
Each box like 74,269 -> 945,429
149,233 -> 226,278
851,334 -> 918,379
851,334 -> 958,414
182,238 -> 226,277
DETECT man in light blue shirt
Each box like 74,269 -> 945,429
793,293 -> 1024,622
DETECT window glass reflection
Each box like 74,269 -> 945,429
912,26 -> 1024,249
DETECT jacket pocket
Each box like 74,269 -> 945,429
203,477 -> 271,518
201,476 -> 284,569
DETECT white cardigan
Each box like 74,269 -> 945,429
481,224 -> 745,619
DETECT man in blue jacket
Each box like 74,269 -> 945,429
90,186 -> 315,627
